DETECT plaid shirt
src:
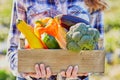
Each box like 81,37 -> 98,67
7,0 -> 104,79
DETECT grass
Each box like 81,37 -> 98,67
104,0 -> 120,32
0,0 -> 12,17
0,0 -> 12,27
0,27 -> 8,42
105,29 -> 120,52
0,69 -> 16,80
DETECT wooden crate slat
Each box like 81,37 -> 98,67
18,49 -> 105,73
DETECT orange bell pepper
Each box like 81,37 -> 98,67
34,21 -> 42,38
34,18 -> 67,49
34,20 -> 48,49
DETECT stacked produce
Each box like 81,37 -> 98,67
17,16 -> 67,49
17,15 -> 100,52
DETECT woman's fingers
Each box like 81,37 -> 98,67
71,65 -> 78,78
23,64 -> 52,79
60,71 -> 66,77
53,65 -> 88,79
46,67 -> 52,78
66,66 -> 73,78
35,64 -> 41,78
40,64 -> 46,78
60,65 -> 79,78
36,64 -> 52,79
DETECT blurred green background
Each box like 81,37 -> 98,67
0,0 -> 120,80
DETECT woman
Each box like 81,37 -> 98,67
7,0 -> 108,80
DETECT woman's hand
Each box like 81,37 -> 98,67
23,64 -> 52,79
60,66 -> 88,79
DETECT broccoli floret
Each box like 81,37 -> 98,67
77,35 -> 94,50
70,23 -> 87,34
84,41 -> 95,50
86,25 -> 91,29
67,41 -> 80,52
79,35 -> 92,44
66,32 -> 73,43
87,28 -> 96,37
66,23 -> 100,52
72,31 -> 82,42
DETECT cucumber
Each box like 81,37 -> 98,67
41,33 -> 60,49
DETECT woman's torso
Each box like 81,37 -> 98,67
23,0 -> 90,26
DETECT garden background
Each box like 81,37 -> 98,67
0,0 -> 120,80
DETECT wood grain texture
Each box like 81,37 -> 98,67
18,49 -> 105,73
19,38 -> 25,49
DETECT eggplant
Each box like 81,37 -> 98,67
55,14 -> 90,30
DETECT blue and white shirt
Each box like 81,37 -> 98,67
7,0 -> 104,79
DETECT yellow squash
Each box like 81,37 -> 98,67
17,20 -> 44,49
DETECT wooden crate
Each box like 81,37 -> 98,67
18,38 -> 105,73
